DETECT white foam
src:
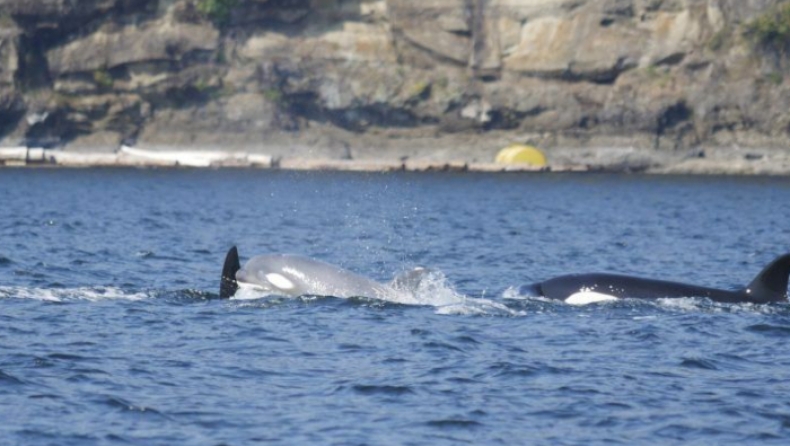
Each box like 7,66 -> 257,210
501,286 -> 528,300
0,286 -> 149,302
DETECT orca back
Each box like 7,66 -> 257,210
536,253 -> 790,304
537,273 -> 746,303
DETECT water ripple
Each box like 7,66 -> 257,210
746,323 -> 790,337
0,369 -> 25,385
3,170 -> 790,445
679,357 -> 720,371
351,384 -> 415,396
426,419 -> 483,429
99,395 -> 171,420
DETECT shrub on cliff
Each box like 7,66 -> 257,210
197,0 -> 237,27
744,3 -> 790,56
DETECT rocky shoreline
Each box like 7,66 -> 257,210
3,140 -> 789,175
3,0 -> 790,173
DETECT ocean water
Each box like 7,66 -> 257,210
1,168 -> 790,445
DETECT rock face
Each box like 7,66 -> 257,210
1,0 -> 789,155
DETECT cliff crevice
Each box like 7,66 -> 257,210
1,0 -> 789,153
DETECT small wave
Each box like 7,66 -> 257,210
153,289 -> 215,301
135,250 -> 155,258
425,418 -> 483,429
0,369 -> 26,385
351,384 -> 415,396
654,297 -> 788,314
746,323 -> 790,337
0,286 -> 150,302
679,357 -> 720,371
98,395 -> 170,419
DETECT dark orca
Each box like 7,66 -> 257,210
524,254 -> 790,305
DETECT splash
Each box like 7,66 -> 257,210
654,297 -> 789,314
232,268 -> 517,315
386,268 -> 518,315
0,286 -> 150,302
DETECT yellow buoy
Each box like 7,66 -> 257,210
495,144 -> 547,167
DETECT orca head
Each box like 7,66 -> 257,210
221,247 -> 299,299
233,255 -> 303,297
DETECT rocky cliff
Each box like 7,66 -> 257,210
1,0 -> 789,159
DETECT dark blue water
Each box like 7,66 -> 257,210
2,169 -> 790,445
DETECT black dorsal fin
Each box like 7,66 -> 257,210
745,253 -> 790,303
220,246 -> 240,299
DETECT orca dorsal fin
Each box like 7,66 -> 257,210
745,253 -> 790,303
220,246 -> 241,299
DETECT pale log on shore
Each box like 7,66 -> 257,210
119,146 -> 272,168
277,158 -> 405,172
51,152 -> 123,167
0,147 -> 275,168
0,147 -> 47,164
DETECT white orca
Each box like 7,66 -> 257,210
219,246 -> 417,301
523,254 -> 790,305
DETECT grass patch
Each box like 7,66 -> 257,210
0,12 -> 15,28
262,88 -> 283,103
744,3 -> 790,55
708,27 -> 730,52
765,71 -> 784,85
197,0 -> 238,28
93,69 -> 113,90
407,80 -> 431,101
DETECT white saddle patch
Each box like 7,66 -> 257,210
265,273 -> 295,291
565,291 -> 619,306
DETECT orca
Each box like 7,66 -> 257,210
219,246 -> 419,302
523,253 -> 790,305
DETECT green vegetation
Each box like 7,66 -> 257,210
642,65 -> 675,88
215,47 -> 227,65
0,12 -> 15,28
197,0 -> 238,28
744,3 -> 790,55
708,27 -> 730,52
262,88 -> 283,104
194,78 -> 210,93
93,69 -> 114,90
765,71 -> 784,85
407,80 -> 431,101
